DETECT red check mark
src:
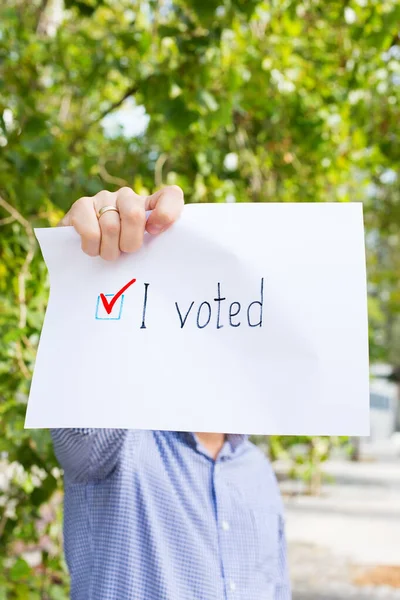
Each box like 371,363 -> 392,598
100,278 -> 137,315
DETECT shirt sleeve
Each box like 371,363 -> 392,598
275,515 -> 292,599
51,428 -> 131,483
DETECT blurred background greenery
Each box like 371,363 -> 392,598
0,0 -> 399,597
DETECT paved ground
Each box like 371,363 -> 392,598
289,542 -> 400,599
280,458 -> 400,599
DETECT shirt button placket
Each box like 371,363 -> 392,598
221,520 -> 230,531
214,460 -> 236,598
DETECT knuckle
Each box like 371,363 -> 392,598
74,196 -> 91,208
124,204 -> 145,222
102,220 -> 120,236
96,189 -> 114,200
69,198 -> 90,222
83,228 -> 100,243
72,210 -> 98,231
118,186 -> 134,196
166,184 -> 184,196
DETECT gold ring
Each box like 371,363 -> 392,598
97,205 -> 120,219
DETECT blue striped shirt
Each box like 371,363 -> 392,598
51,429 -> 291,599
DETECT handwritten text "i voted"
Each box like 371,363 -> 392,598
96,278 -> 264,329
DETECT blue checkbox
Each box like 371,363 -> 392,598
95,294 -> 125,320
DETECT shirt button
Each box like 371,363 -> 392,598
221,520 -> 230,531
229,581 -> 236,591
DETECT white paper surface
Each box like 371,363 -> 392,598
25,203 -> 369,434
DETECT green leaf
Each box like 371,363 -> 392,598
9,558 -> 31,582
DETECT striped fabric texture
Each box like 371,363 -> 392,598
51,429 -> 291,600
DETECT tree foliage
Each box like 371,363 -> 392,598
0,0 -> 399,596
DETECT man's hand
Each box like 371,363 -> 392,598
59,186 -> 184,261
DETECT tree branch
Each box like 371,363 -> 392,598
0,195 -> 36,378
0,511 -> 8,539
154,153 -> 168,188
0,195 -> 32,232
95,84 -> 139,126
98,160 -> 128,188
68,83 -> 139,153
35,0 -> 48,33
0,216 -> 15,225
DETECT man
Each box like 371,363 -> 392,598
52,185 -> 291,600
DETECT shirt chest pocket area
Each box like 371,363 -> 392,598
249,507 -> 280,580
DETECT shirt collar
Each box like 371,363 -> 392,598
178,432 -> 248,458
227,434 -> 249,452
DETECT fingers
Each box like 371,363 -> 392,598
61,185 -> 184,260
63,197 -> 101,257
145,185 -> 184,235
117,187 -> 146,253
94,191 -> 120,261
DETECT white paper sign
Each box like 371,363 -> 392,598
25,203 -> 369,434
